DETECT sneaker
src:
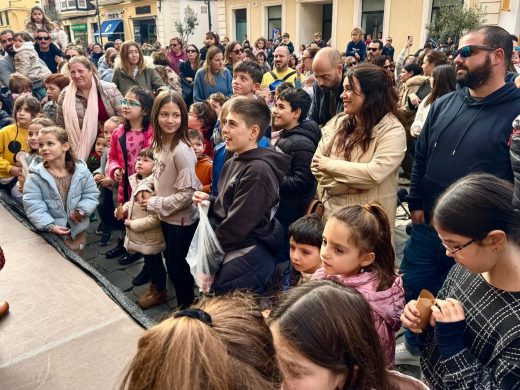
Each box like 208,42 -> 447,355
132,266 -> 151,286
105,239 -> 126,259
395,342 -> 421,367
99,233 -> 111,247
119,252 -> 142,265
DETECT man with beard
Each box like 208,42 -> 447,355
366,39 -> 383,62
260,46 -> 301,89
396,25 -> 520,366
307,47 -> 345,127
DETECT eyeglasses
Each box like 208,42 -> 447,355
441,238 -> 476,254
348,61 -> 357,67
368,47 -> 380,52
186,49 -> 197,53
170,43 -> 180,47
384,64 -> 394,69
65,55 -> 73,60
232,48 -> 244,55
514,46 -> 520,52
120,98 -> 142,107
36,36 -> 50,41
453,45 -> 496,59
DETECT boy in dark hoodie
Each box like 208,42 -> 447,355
193,97 -> 291,294
272,87 -> 321,261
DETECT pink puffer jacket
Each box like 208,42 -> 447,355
312,269 -> 404,367
107,124 -> 154,204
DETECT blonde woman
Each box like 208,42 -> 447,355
193,46 -> 232,103
111,40 -> 166,95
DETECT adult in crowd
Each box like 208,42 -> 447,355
414,50 -> 447,103
312,32 -> 328,48
224,41 -> 244,73
89,43 -> 104,69
382,36 -> 395,61
398,25 -> 520,365
256,51 -> 271,72
167,37 -> 187,75
200,31 -> 222,62
260,46 -> 301,90
114,39 -> 122,52
58,45 -> 87,75
367,39 -> 383,62
374,55 -> 395,75
311,63 -> 406,228
193,46 -> 232,103
180,43 -> 201,107
253,37 -> 267,56
394,36 -> 416,87
98,47 -> 117,81
111,40 -> 166,95
56,56 -> 122,161
308,47 -> 345,127
34,29 -> 63,74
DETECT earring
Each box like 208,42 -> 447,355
360,267 -> 365,273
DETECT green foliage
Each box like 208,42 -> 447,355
43,2 -> 61,23
427,2 -> 486,43
175,5 -> 199,44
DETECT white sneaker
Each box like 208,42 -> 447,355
395,342 -> 421,366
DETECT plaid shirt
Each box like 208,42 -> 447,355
420,264 -> 520,389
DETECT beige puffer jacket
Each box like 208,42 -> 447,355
123,174 -> 166,255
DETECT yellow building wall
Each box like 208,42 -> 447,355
335,0 -> 355,50
99,0 -> 158,42
388,0 -> 426,56
1,0 -> 37,32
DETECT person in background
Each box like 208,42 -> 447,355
58,45 -> 87,75
207,92 -> 227,118
179,43 -> 201,107
193,46 -> 232,103
346,27 -> 366,62
34,29 -> 63,74
99,48 -> 118,82
188,101 -> 218,157
280,33 -> 294,54
24,6 -> 57,40
253,37 -> 267,56
224,41 -> 244,73
114,39 -> 122,52
394,35 -> 416,87
312,32 -> 327,48
188,129 -> 212,193
43,74 -> 70,123
167,37 -> 187,75
200,31 -> 222,63
89,43 -> 104,69
256,50 -> 271,72
382,36 -> 395,61
367,39 -> 384,63
222,36 -> 230,46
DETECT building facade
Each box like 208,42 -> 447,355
223,0 -> 520,55
0,0 -> 43,32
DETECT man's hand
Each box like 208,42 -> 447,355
410,210 -> 425,225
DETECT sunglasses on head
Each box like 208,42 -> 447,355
368,47 -> 379,52
453,45 -> 496,58
36,36 -> 50,41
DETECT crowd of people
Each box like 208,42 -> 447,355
1,5 -> 520,388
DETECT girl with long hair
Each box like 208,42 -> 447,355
224,41 -> 244,73
200,31 -> 222,62
187,101 -> 218,158
24,6 -> 57,39
193,46 -> 232,103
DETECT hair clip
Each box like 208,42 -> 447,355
173,308 -> 213,326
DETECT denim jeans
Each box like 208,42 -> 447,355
400,223 -> 454,353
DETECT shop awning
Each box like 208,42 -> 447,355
95,19 -> 123,36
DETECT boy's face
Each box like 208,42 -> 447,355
289,238 -> 321,274
103,122 -> 117,143
190,138 -> 205,158
95,137 -> 107,155
232,71 -> 258,97
46,83 -> 61,101
13,36 -> 24,49
135,155 -> 154,177
272,98 -> 298,130
222,111 -> 258,154
351,31 -> 360,42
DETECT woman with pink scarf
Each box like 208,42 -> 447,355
56,56 -> 122,161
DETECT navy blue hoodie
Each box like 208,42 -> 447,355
408,82 -> 520,222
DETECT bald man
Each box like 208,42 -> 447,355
260,46 -> 301,89
308,47 -> 345,126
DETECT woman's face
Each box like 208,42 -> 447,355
230,44 -> 243,63
422,57 -> 434,76
186,46 -> 198,60
340,76 -> 365,117
32,10 -> 43,23
400,69 -> 412,83
65,49 -> 80,61
270,324 -> 347,390
93,45 -> 102,54
210,53 -> 224,72
69,62 -> 93,90
127,45 -> 140,66
405,55 -> 416,65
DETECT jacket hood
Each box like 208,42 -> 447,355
405,75 -> 429,88
236,147 -> 291,182
455,81 -> 520,107
14,42 -> 34,52
282,119 -> 321,145
198,155 -> 212,164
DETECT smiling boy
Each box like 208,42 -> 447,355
232,60 -> 264,97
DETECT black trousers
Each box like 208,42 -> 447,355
144,253 -> 167,292
161,221 -> 197,308
97,186 -> 120,234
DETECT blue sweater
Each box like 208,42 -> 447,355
193,68 -> 232,102
346,40 -> 366,61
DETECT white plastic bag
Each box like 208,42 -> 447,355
186,203 -> 225,293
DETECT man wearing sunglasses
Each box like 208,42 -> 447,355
34,29 -> 63,74
366,39 -> 383,62
397,25 -> 520,366
167,37 -> 187,75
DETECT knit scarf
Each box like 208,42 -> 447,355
63,76 -> 99,161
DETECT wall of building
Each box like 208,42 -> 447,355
1,0 -> 38,32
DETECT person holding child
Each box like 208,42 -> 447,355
23,126 -> 99,257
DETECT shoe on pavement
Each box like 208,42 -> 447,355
0,301 -> 9,319
105,239 -> 125,259
138,287 -> 168,310
99,233 -> 111,247
395,342 -> 421,366
119,252 -> 142,266
132,266 -> 151,286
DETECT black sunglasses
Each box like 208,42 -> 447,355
232,48 -> 244,54
186,49 -> 197,53
453,45 -> 496,59
368,47 -> 380,52
36,36 -> 50,41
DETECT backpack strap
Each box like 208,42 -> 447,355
281,70 -> 297,81
269,71 -> 277,80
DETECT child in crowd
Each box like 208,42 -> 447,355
87,136 -> 107,173
193,97 -> 291,295
272,87 -> 320,261
121,148 -> 167,308
93,117 -> 120,247
232,60 -> 263,98
189,129 -> 212,193
8,73 -> 33,101
312,203 -> 404,367
269,281 -> 428,389
346,27 -> 367,61
402,173 -> 520,388
23,127 -> 99,257
121,294 -> 281,389
207,92 -> 227,118
42,74 -> 70,123
188,101 -> 218,158
12,32 -> 50,100
24,6 -> 57,39
136,90 -> 201,309
0,95 -> 40,195
107,86 -> 154,264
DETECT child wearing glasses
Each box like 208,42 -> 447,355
12,32 -> 50,100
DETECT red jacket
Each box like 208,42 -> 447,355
107,124 -> 154,204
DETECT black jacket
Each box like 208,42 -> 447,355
35,43 -> 63,74
408,83 -> 520,222
212,147 -> 291,253
308,67 -> 345,126
275,119 -> 321,220
0,110 -> 12,129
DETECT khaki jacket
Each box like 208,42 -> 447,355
311,113 -> 406,228
124,174 -> 165,255
399,75 -> 430,129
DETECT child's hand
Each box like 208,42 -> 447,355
193,191 -> 209,206
51,226 -> 71,235
431,298 -> 465,325
100,176 -> 113,188
400,300 -> 423,333
93,173 -> 103,183
136,191 -> 151,210
69,210 -> 85,224
114,168 -> 123,182
124,219 -> 132,227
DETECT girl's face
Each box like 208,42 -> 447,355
158,102 -> 182,140
127,45 -> 140,66
340,76 -> 365,117
208,99 -> 222,117
188,107 -> 203,129
103,121 -> 118,143
206,36 -> 216,46
135,155 -> 154,177
273,98 -> 298,130
320,217 -> 374,277
46,83 -> 61,101
16,105 -> 34,127
422,57 -> 434,76
13,36 -> 24,49
39,133 -> 69,164
257,40 -> 265,49
121,92 -> 144,122
27,124 -> 43,151
270,324 -> 347,390
210,53 -> 224,72
32,10 -> 44,23
69,62 -> 93,90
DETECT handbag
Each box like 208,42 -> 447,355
306,198 -> 324,217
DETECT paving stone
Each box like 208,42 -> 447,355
122,261 -> 145,278
144,304 -> 173,323
95,256 -> 127,273
106,270 -> 134,292
84,244 -> 100,261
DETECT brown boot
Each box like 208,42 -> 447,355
0,301 -> 9,319
138,288 -> 168,310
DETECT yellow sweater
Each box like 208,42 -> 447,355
0,124 -> 29,178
